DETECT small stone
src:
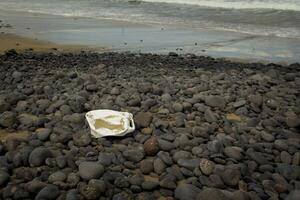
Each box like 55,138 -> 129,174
196,188 -> 229,200
157,138 -> 174,151
199,159 -> 215,175
135,112 -> 153,128
143,137 -> 159,156
261,132 -> 275,142
140,159 -> 153,174
36,128 -> 51,141
153,158 -> 166,175
86,84 -> 98,92
78,180 -> 106,199
157,151 -> 173,165
248,94 -> 263,106
285,190 -> 300,200
221,168 -> 241,186
274,140 -> 288,151
233,100 -> 246,108
205,109 -> 218,123
286,112 -> 300,128
226,113 -> 242,122
0,111 -> 16,127
123,148 -> 145,162
205,96 -> 226,109
142,176 -> 159,190
224,146 -> 243,161
78,162 -> 104,180
29,147 -> 52,167
141,127 -> 152,134
110,87 -> 120,95
174,183 -> 200,200
280,151 -> 292,164
48,171 -> 66,183
178,158 -> 200,170
0,170 -> 9,186
35,184 -> 60,200
173,103 -> 183,112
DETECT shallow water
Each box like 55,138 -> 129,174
0,0 -> 299,38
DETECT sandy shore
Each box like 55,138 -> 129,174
0,51 -> 300,199
0,33 -> 102,54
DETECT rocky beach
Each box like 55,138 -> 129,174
0,51 -> 300,199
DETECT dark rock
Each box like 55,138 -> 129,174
78,180 -> 106,199
205,96 -> 226,109
0,170 -> 9,186
123,147 -> 145,162
48,171 -> 66,183
157,151 -> 173,165
36,128 -> 51,141
196,188 -> 230,200
174,183 -> 201,200
274,139 -> 288,151
29,147 -> 53,167
140,159 -> 153,174
0,111 -> 16,127
285,190 -> 300,200
178,158 -> 200,170
173,103 -> 183,112
35,184 -> 60,200
153,158 -> 166,174
173,150 -> 192,163
224,146 -> 243,161
246,149 -> 268,165
204,109 -> 218,123
135,112 -> 153,128
157,138 -> 174,151
221,168 -> 241,186
78,162 -> 104,180
143,136 -> 159,156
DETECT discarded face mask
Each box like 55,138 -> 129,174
85,109 -> 135,138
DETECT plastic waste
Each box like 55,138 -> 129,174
85,109 -> 135,138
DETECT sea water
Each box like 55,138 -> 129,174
0,0 -> 299,39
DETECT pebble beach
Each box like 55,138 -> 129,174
0,51 -> 300,199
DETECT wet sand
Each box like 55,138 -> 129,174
0,33 -> 102,54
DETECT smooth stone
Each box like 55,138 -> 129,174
157,151 -> 173,165
143,137 -> 159,156
285,190 -> 300,200
274,140 -> 288,151
140,159 -> 153,174
246,149 -> 268,165
36,128 -> 51,141
173,150 -> 192,163
233,100 -> 246,108
199,159 -> 215,175
157,138 -> 175,151
174,183 -> 201,200
123,148 -> 145,162
29,147 -> 52,167
173,103 -> 183,112
261,132 -> 275,142
224,146 -> 243,161
153,158 -> 166,175
280,151 -> 292,164
48,171 -> 66,183
0,111 -> 16,127
204,109 -> 218,123
205,96 -> 226,109
196,188 -> 230,200
178,158 -> 200,170
221,168 -> 241,186
0,170 -> 9,186
35,184 -> 60,200
134,112 -> 153,128
78,162 -> 104,180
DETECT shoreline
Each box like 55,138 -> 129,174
1,9 -> 300,64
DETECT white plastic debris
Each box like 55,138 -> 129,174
85,109 -> 135,138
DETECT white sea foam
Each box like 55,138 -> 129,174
141,0 -> 300,11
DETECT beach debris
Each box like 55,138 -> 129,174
85,109 -> 135,138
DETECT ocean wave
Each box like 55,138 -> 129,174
140,0 -> 300,11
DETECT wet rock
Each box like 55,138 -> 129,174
29,147 -> 52,167
143,136 -> 159,156
174,183 -> 200,200
78,162 -> 104,180
35,184 -> 60,200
